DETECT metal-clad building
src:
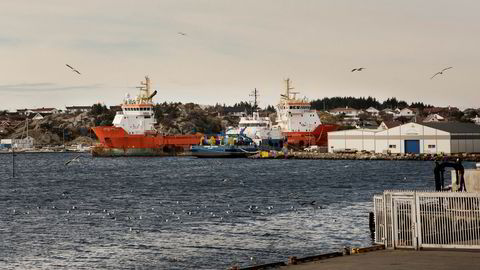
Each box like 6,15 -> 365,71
328,122 -> 480,154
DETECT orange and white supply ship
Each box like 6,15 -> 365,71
91,76 -> 202,157
275,78 -> 338,147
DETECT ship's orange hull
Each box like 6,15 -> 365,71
284,124 -> 338,147
91,126 -> 202,156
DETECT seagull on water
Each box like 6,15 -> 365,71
65,64 -> 81,75
430,67 -> 453,79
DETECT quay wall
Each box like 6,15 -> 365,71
251,151 -> 480,161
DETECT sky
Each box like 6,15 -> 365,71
0,0 -> 479,111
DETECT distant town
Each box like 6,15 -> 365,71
0,96 -> 479,151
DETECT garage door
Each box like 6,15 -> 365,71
404,140 -> 420,154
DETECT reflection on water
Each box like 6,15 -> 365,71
0,153 -> 470,269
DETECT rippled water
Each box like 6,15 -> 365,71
0,153 -> 473,269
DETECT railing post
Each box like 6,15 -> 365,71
415,192 -> 423,250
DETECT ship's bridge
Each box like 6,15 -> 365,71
276,78 -> 322,133
112,76 -> 157,135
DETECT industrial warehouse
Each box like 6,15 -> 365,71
328,122 -> 480,154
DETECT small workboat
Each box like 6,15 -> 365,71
190,144 -> 258,158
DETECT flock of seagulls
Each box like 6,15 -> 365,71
64,31 -> 453,81
351,66 -> 454,79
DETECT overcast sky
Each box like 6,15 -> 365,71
1,0 -> 479,111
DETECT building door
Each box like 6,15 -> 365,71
404,140 -> 420,154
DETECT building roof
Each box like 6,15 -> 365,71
66,106 -> 92,109
422,122 -> 480,133
381,120 -> 402,128
31,107 -> 57,111
330,107 -> 360,113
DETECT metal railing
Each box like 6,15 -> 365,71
374,190 -> 480,249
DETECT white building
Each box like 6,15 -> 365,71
329,107 -> 362,119
366,107 -> 380,116
424,113 -> 445,122
382,108 -> 396,116
473,115 -> 480,125
17,108 -> 58,115
394,108 -> 416,119
0,136 -> 34,149
65,106 -> 92,113
31,113 -> 44,120
328,122 -> 480,154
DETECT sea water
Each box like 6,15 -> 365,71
0,153 -> 472,269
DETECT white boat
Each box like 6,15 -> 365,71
226,89 -> 283,148
273,78 -> 338,147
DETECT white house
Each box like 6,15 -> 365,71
329,107 -> 362,119
366,107 -> 380,116
423,114 -> 445,122
382,108 -> 396,116
473,115 -> 480,125
328,122 -> 480,154
31,113 -> 44,120
17,108 -> 58,115
65,106 -> 92,113
394,108 -> 416,119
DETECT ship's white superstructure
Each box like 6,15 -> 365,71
112,76 -> 157,135
275,78 -> 322,133
226,111 -> 282,145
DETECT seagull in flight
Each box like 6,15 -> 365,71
430,67 -> 453,79
351,67 -> 366,72
178,32 -> 187,36
66,64 -> 81,75
65,154 -> 81,165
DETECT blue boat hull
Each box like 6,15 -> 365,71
190,145 -> 257,158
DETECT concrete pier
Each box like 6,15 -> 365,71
280,250 -> 480,270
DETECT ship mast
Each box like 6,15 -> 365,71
284,78 -> 299,100
136,76 -> 153,103
249,88 -> 259,112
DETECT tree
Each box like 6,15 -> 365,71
89,103 -> 109,116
